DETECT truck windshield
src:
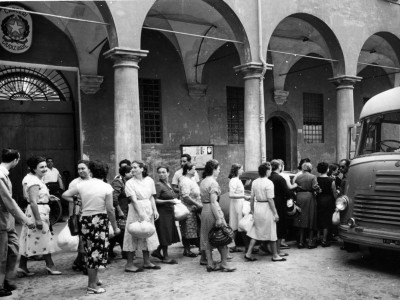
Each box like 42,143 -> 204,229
356,111 -> 400,156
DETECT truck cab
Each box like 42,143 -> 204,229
338,87 -> 400,252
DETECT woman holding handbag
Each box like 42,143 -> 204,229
178,163 -> 203,258
200,159 -> 236,272
18,156 -> 62,277
63,160 -> 120,295
151,166 -> 181,264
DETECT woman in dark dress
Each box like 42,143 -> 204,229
151,166 -> 180,264
316,162 -> 338,247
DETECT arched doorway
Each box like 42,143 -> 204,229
266,113 -> 296,171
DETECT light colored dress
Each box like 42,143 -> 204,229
123,176 -> 159,252
19,173 -> 55,257
179,176 -> 201,239
228,177 -> 245,232
247,177 -> 277,241
200,176 -> 224,250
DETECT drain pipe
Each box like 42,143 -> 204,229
258,0 -> 268,163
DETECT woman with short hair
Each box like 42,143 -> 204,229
63,160 -> 120,294
294,162 -> 319,249
123,161 -> 160,272
200,159 -> 236,272
245,162 -> 285,262
178,163 -> 203,257
18,156 -> 62,277
151,166 -> 180,264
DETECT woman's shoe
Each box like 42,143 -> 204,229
87,287 -> 106,294
183,250 -> 198,258
307,244 -> 317,249
244,255 -> 257,262
46,267 -> 62,275
206,265 -> 221,272
321,241 -> 330,247
151,250 -> 164,261
297,243 -> 305,249
220,266 -> 236,272
16,268 -> 35,278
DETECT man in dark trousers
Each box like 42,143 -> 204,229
0,149 -> 35,297
269,159 -> 292,257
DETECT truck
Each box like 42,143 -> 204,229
337,87 -> 400,252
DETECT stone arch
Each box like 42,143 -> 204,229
267,13 -> 344,101
140,0 -> 251,92
266,111 -> 297,171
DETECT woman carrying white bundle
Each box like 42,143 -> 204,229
123,161 -> 160,272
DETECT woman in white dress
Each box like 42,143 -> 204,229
123,161 -> 160,272
18,156 -> 61,277
228,163 -> 250,253
245,162 -> 286,262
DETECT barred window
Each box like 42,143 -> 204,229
303,93 -> 324,143
227,86 -> 244,144
139,78 -> 162,144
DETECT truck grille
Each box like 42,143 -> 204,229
375,170 -> 400,192
354,195 -> 400,226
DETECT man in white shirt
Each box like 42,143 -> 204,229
172,154 -> 199,192
44,158 -> 66,220
0,149 -> 35,297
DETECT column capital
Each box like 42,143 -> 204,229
80,75 -> 103,94
329,75 -> 362,89
104,47 -> 149,68
234,62 -> 273,79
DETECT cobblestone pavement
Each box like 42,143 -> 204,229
8,223 -> 400,300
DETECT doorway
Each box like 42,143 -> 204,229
266,116 -> 291,168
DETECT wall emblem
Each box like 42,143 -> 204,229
0,5 -> 32,53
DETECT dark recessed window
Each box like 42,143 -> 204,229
227,86 -> 244,144
139,78 -> 162,144
303,92 -> 324,143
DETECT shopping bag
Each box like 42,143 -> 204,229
238,213 -> 254,232
57,224 -> 79,251
332,210 -> 340,225
242,201 -> 251,215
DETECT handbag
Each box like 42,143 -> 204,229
238,214 -> 254,232
208,225 -> 234,247
68,201 -> 81,236
174,202 -> 190,221
332,209 -> 340,225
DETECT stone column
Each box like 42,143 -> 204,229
329,75 -> 361,161
234,62 -> 265,171
104,47 -> 148,170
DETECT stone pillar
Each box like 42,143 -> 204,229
234,62 -> 265,171
104,47 -> 148,170
329,75 -> 361,161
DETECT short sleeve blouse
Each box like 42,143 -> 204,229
229,177 -> 245,198
22,173 -> 49,204
77,178 -> 113,216
251,177 -> 274,201
200,176 -> 221,203
125,176 -> 156,201
179,176 -> 200,200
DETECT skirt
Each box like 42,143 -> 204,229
123,200 -> 159,252
155,204 -> 180,246
317,194 -> 335,229
200,203 -> 225,251
180,203 -> 199,240
247,202 -> 277,241
229,198 -> 244,232
19,204 -> 55,257
294,191 -> 317,230
80,213 -> 109,269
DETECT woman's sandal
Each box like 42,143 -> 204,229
206,265 -> 221,272
87,287 -> 106,294
183,250 -> 198,258
244,255 -> 257,262
220,266 -> 236,272
16,268 -> 35,278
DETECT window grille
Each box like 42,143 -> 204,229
227,86 -> 244,144
139,78 -> 162,144
303,92 -> 324,143
0,66 -> 71,102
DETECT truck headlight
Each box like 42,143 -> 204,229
336,196 -> 349,211
347,218 -> 356,228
